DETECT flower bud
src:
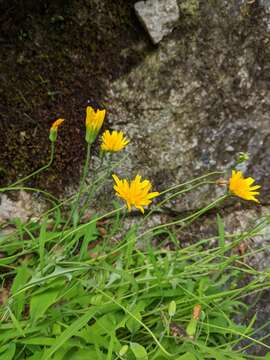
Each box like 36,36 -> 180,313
186,304 -> 201,338
85,106 -> 106,144
168,300 -> 176,317
49,118 -> 64,142
119,345 -> 129,356
236,152 -> 250,164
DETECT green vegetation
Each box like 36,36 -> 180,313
0,109 -> 270,359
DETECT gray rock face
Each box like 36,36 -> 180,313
134,0 -> 179,44
105,1 -> 270,211
260,0 -> 270,32
260,0 -> 270,8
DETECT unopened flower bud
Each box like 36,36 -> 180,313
186,304 -> 202,338
49,118 -> 64,142
236,152 -> 250,164
85,106 -> 106,144
168,300 -> 176,317
119,344 -> 129,356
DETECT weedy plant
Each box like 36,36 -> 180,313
0,107 -> 270,360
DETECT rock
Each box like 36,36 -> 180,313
260,0 -> 270,9
105,1 -> 270,211
0,191 -> 36,224
259,0 -> 270,32
134,0 -> 179,44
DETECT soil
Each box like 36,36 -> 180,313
0,0 -> 151,194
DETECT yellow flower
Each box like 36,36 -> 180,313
229,170 -> 260,203
51,118 -> 64,131
49,118 -> 64,142
101,130 -> 129,152
112,174 -> 159,213
85,106 -> 106,144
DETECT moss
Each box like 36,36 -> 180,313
179,0 -> 199,17
0,0 -> 150,194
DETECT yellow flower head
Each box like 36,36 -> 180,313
112,174 -> 159,213
101,130 -> 129,152
49,118 -> 64,142
85,106 -> 106,144
229,170 -> 260,203
51,118 -> 64,131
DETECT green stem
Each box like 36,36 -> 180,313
66,143 -> 91,228
140,194 -> 229,237
80,142 -> 92,195
52,205 -> 125,253
7,142 -> 55,188
77,152 -> 108,219
0,186 -> 58,202
158,171 -> 224,196
140,180 -> 216,225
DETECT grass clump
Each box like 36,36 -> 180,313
0,107 -> 270,359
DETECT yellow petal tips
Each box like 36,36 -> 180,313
101,130 -> 129,152
229,170 -> 260,203
85,106 -> 106,144
49,118 -> 64,142
112,174 -> 159,213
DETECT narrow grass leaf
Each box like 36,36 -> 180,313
7,307 -> 25,337
80,217 -> 99,260
176,353 -> 197,360
217,214 -> 225,250
41,306 -> 97,360
39,217 -> 48,273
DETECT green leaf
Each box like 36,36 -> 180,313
11,265 -> 30,294
124,227 -> 137,270
7,307 -> 25,337
130,342 -> 148,360
126,311 -> 142,334
93,313 -> 122,335
50,339 -> 85,360
42,306 -> 97,360
18,337 -> 55,346
67,347 -> 106,360
79,325 -> 110,348
140,288 -> 184,299
0,343 -> 16,360
176,353 -> 197,360
80,217 -> 99,260
30,287 -> 60,322
53,205 -> 63,229
11,265 -> 31,319
217,214 -> 225,250
39,217 -> 48,273
28,353 -> 43,360
106,260 -> 122,287
209,315 -> 230,334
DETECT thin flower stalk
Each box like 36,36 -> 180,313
140,180 -> 217,225
70,143 -> 92,228
8,141 -> 55,189
8,118 -> 64,188
141,194 -> 228,237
